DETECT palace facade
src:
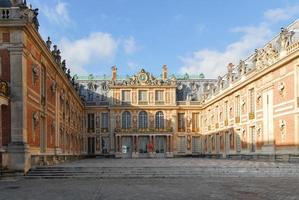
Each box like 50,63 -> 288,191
0,0 -> 299,173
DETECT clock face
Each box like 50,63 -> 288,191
139,73 -> 148,82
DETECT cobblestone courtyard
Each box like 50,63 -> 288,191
1,158 -> 299,200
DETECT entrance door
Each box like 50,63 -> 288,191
192,136 -> 201,154
101,137 -> 110,154
88,137 -> 95,155
155,136 -> 166,157
138,136 -> 149,157
225,131 -> 230,155
177,136 -> 186,153
263,89 -> 274,145
121,136 -> 132,158
40,117 -> 46,153
249,126 -> 256,152
216,134 -> 220,153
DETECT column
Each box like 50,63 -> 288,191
7,39 -> 31,173
166,136 -> 169,153
169,135 -> 173,152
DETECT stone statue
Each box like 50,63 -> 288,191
46,37 -> 52,49
279,27 -> 295,51
253,49 -> 264,70
217,76 -> 222,89
238,60 -> 246,76
32,8 -> 39,30
67,69 -> 71,79
227,63 -> 234,82
61,60 -> 66,72
265,43 -> 278,65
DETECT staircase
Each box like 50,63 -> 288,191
26,165 -> 299,179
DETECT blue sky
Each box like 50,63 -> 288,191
28,0 -> 299,78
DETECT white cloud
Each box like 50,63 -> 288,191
59,32 -> 118,75
41,1 -> 70,25
123,36 -> 138,54
264,5 -> 299,23
179,4 -> 299,78
179,24 -> 272,78
127,61 -> 138,71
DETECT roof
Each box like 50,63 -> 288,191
0,0 -> 12,7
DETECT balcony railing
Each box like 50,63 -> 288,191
155,101 -> 164,105
138,101 -> 148,105
101,128 -> 109,133
235,116 -> 240,123
116,127 -> 173,133
249,112 -> 255,120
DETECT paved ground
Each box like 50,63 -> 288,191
0,177 -> 299,200
1,158 -> 299,200
57,157 -> 299,168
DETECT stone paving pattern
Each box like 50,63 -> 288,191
1,158 -> 299,200
56,157 -> 299,168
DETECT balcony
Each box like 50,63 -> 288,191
178,127 -> 185,132
0,7 -> 21,20
224,120 -> 228,126
138,101 -> 148,105
116,127 -> 173,133
235,116 -> 240,123
101,128 -> 109,133
249,112 -> 255,120
87,128 -> 95,133
155,101 -> 165,105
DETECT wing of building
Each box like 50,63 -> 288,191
0,0 -> 299,173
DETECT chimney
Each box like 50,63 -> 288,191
112,65 -> 117,81
162,65 -> 168,80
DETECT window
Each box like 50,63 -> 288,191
249,88 -> 255,114
235,95 -> 240,122
87,113 -> 95,132
155,111 -> 164,129
192,113 -> 199,132
100,94 -> 107,102
138,111 -> 148,129
41,66 -> 46,105
224,101 -> 228,125
138,90 -> 147,102
122,90 -> 131,102
178,113 -> 185,132
155,90 -> 164,102
101,113 -> 109,130
122,111 -> 131,129
87,92 -> 93,101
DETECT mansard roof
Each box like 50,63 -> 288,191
0,0 -> 12,7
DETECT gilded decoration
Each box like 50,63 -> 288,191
111,69 -> 176,87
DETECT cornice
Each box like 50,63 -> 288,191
202,48 -> 299,108
22,23 -> 84,108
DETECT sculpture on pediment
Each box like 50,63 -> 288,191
217,76 -> 223,89
227,63 -> 234,82
238,60 -> 246,76
122,69 -> 174,86
253,49 -> 265,70
265,43 -> 278,65
279,27 -> 295,51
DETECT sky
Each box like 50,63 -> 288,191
28,0 -> 299,78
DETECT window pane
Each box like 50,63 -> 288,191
101,113 -> 108,129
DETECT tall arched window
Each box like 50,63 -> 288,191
122,111 -> 131,129
155,111 -> 164,129
138,111 -> 148,128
